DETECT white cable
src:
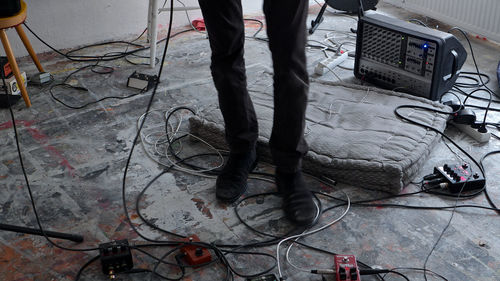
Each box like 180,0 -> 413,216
175,0 -> 206,34
136,106 -> 223,173
276,190 -> 351,279
324,64 -> 343,82
285,191 -> 347,273
164,131 -> 224,173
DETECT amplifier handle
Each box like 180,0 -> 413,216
449,49 -> 459,81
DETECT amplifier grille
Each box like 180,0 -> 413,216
361,24 -> 402,66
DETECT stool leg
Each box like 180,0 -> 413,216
0,30 -> 31,107
15,25 -> 45,73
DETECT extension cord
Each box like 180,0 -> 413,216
451,122 -> 490,143
314,52 -> 349,75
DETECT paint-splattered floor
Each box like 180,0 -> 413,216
1,3 -> 500,281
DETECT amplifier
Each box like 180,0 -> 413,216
354,12 -> 467,100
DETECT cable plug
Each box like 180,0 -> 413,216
311,269 -> 335,275
423,173 -> 441,180
477,124 -> 488,133
359,269 -> 390,275
442,99 -> 463,112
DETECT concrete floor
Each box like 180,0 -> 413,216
1,2 -> 500,281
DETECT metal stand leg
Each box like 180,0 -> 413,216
150,0 -> 159,68
147,0 -> 153,43
309,3 -> 329,35
0,223 -> 84,243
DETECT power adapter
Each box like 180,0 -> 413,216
99,240 -> 134,279
452,108 -> 476,125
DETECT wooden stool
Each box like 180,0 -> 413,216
0,1 -> 45,107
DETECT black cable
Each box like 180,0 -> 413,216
149,245 -> 185,281
24,22 -> 148,62
447,27 -> 497,100
74,254 -> 100,281
383,270 -> 411,281
394,105 -> 485,180
243,18 -> 264,38
2,74 -> 98,253
389,267 -> 449,281
423,180 -> 467,281
320,195 -> 500,213
408,19 -> 429,27
112,5 -> 282,278
49,84 -> 144,109
455,72 -> 490,88
479,151 -> 500,213
121,0 -> 175,244
461,88 -> 492,129
452,85 -> 500,105
448,27 -> 499,131
395,104 -> 499,213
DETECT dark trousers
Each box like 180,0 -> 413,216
198,0 -> 309,172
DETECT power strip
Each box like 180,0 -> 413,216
451,122 -> 490,143
314,52 -> 349,75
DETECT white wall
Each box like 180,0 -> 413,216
1,0 -> 208,58
0,0 -> 285,58
383,0 -> 500,43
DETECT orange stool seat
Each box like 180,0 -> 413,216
0,1 -> 45,107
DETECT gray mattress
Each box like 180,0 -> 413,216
189,73 -> 450,193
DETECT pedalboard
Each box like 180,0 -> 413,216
180,235 -> 212,266
99,240 -> 134,279
433,164 -> 485,193
354,12 -> 467,100
334,255 -> 360,281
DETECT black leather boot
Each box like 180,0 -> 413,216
276,169 -> 316,226
216,148 -> 257,203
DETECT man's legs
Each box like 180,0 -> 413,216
199,0 -> 258,203
198,0 -> 258,153
264,0 -> 316,225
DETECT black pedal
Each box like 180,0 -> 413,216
127,71 -> 157,91
434,164 -> 485,193
99,240 -> 133,278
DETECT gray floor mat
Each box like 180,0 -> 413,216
189,71 -> 450,193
